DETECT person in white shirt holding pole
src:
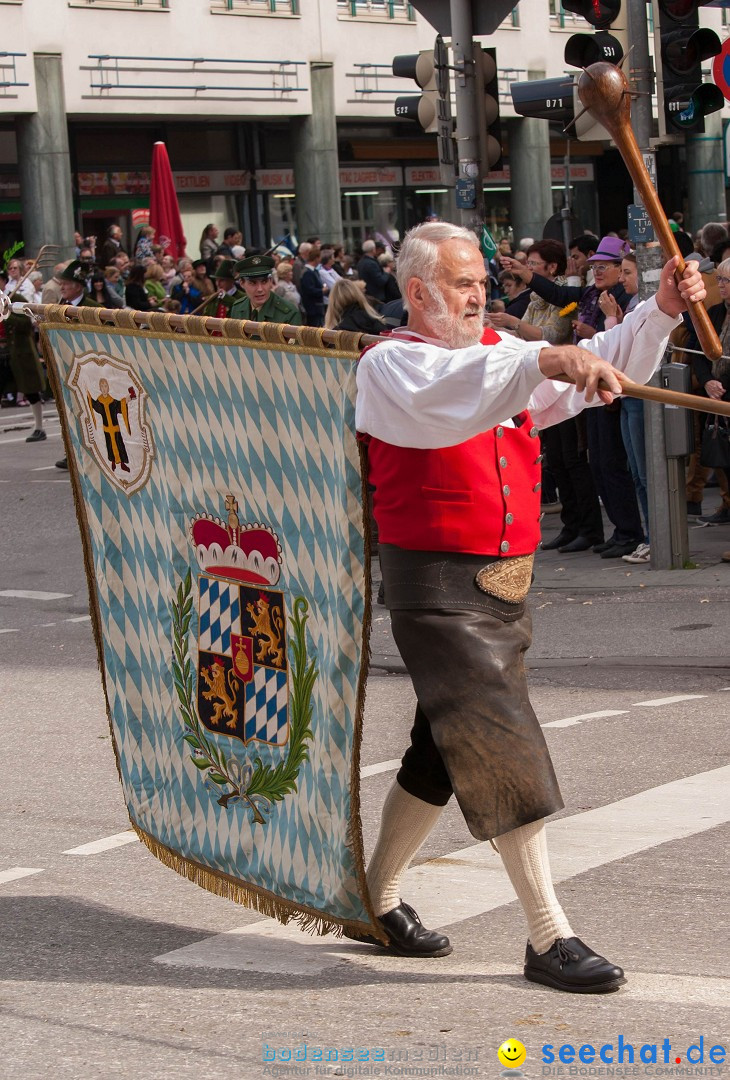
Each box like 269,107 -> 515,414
354,221 -> 704,993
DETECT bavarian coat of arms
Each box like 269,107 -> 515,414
172,495 -> 315,823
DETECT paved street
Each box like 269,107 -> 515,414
1,406 -> 729,1080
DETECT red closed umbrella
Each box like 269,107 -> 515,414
149,141 -> 186,260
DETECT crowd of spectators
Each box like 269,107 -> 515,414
4,214 -> 730,566
483,219 -> 730,565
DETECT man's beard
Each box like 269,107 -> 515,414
425,286 -> 485,349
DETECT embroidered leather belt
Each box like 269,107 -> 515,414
378,544 -> 535,620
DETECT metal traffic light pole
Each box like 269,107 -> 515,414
449,0 -> 485,228
627,0 -> 688,569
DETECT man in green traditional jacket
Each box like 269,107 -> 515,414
199,259 -> 244,319
59,261 -> 104,310
230,255 -> 302,326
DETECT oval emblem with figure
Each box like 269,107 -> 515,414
67,351 -> 155,494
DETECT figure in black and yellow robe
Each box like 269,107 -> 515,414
87,379 -> 131,472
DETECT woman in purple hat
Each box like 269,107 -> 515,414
500,236 -> 644,560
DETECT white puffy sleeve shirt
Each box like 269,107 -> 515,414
355,296 -> 680,449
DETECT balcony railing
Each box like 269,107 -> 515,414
338,0 -> 415,22
69,0 -> 169,9
82,54 -> 306,101
0,53 -> 29,98
211,0 -> 299,13
347,63 -> 525,107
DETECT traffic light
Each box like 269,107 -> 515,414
393,50 -> 440,132
561,0 -> 626,69
393,36 -> 454,180
478,47 -> 503,172
511,75 -> 575,125
653,0 -> 723,134
392,37 -> 450,136
510,73 -> 611,140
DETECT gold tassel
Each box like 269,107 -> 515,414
131,820 -> 375,940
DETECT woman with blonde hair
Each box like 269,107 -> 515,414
144,261 -> 166,307
274,261 -> 301,310
325,278 -> 388,334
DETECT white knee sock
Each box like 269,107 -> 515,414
366,781 -> 445,917
31,401 -> 43,431
493,818 -> 573,954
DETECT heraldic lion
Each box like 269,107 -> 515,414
247,596 -> 284,667
200,659 -> 240,729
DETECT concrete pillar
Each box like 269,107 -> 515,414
508,86 -> 553,245
16,54 -> 75,261
686,109 -> 727,233
291,62 -> 343,244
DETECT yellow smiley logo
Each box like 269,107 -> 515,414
498,1039 -> 527,1069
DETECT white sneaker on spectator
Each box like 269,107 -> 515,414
622,543 -> 651,564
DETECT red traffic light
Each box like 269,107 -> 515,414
561,0 -> 621,30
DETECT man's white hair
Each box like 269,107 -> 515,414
395,222 -> 480,308
362,239 -> 376,254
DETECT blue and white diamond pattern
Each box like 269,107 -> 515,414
245,666 -> 288,745
46,322 -> 369,929
198,577 -> 240,655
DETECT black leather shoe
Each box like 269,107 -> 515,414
541,530 -> 576,551
347,901 -> 452,957
558,535 -> 594,553
55,457 -> 68,470
524,937 -> 625,994
600,540 -> 642,559
592,538 -> 615,553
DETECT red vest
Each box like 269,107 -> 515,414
361,329 -> 543,557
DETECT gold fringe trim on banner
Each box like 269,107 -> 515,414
130,820 -> 374,939
39,327 -> 130,799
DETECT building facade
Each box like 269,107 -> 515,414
1,0 -> 728,259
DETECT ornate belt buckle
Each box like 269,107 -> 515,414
475,553 -> 534,604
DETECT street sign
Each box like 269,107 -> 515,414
712,37 -> 730,102
455,178 -> 477,209
628,203 -> 655,243
642,151 -> 657,189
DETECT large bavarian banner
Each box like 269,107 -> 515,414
41,310 -> 378,938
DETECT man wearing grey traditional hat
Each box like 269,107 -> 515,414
230,255 -> 302,326
200,259 -> 244,319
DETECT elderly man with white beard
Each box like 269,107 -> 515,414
353,221 -> 705,993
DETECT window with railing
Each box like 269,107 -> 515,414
211,0 -> 299,14
82,54 -> 307,100
69,0 -> 169,10
338,0 -> 415,23
0,52 -> 28,96
548,0 -> 580,29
